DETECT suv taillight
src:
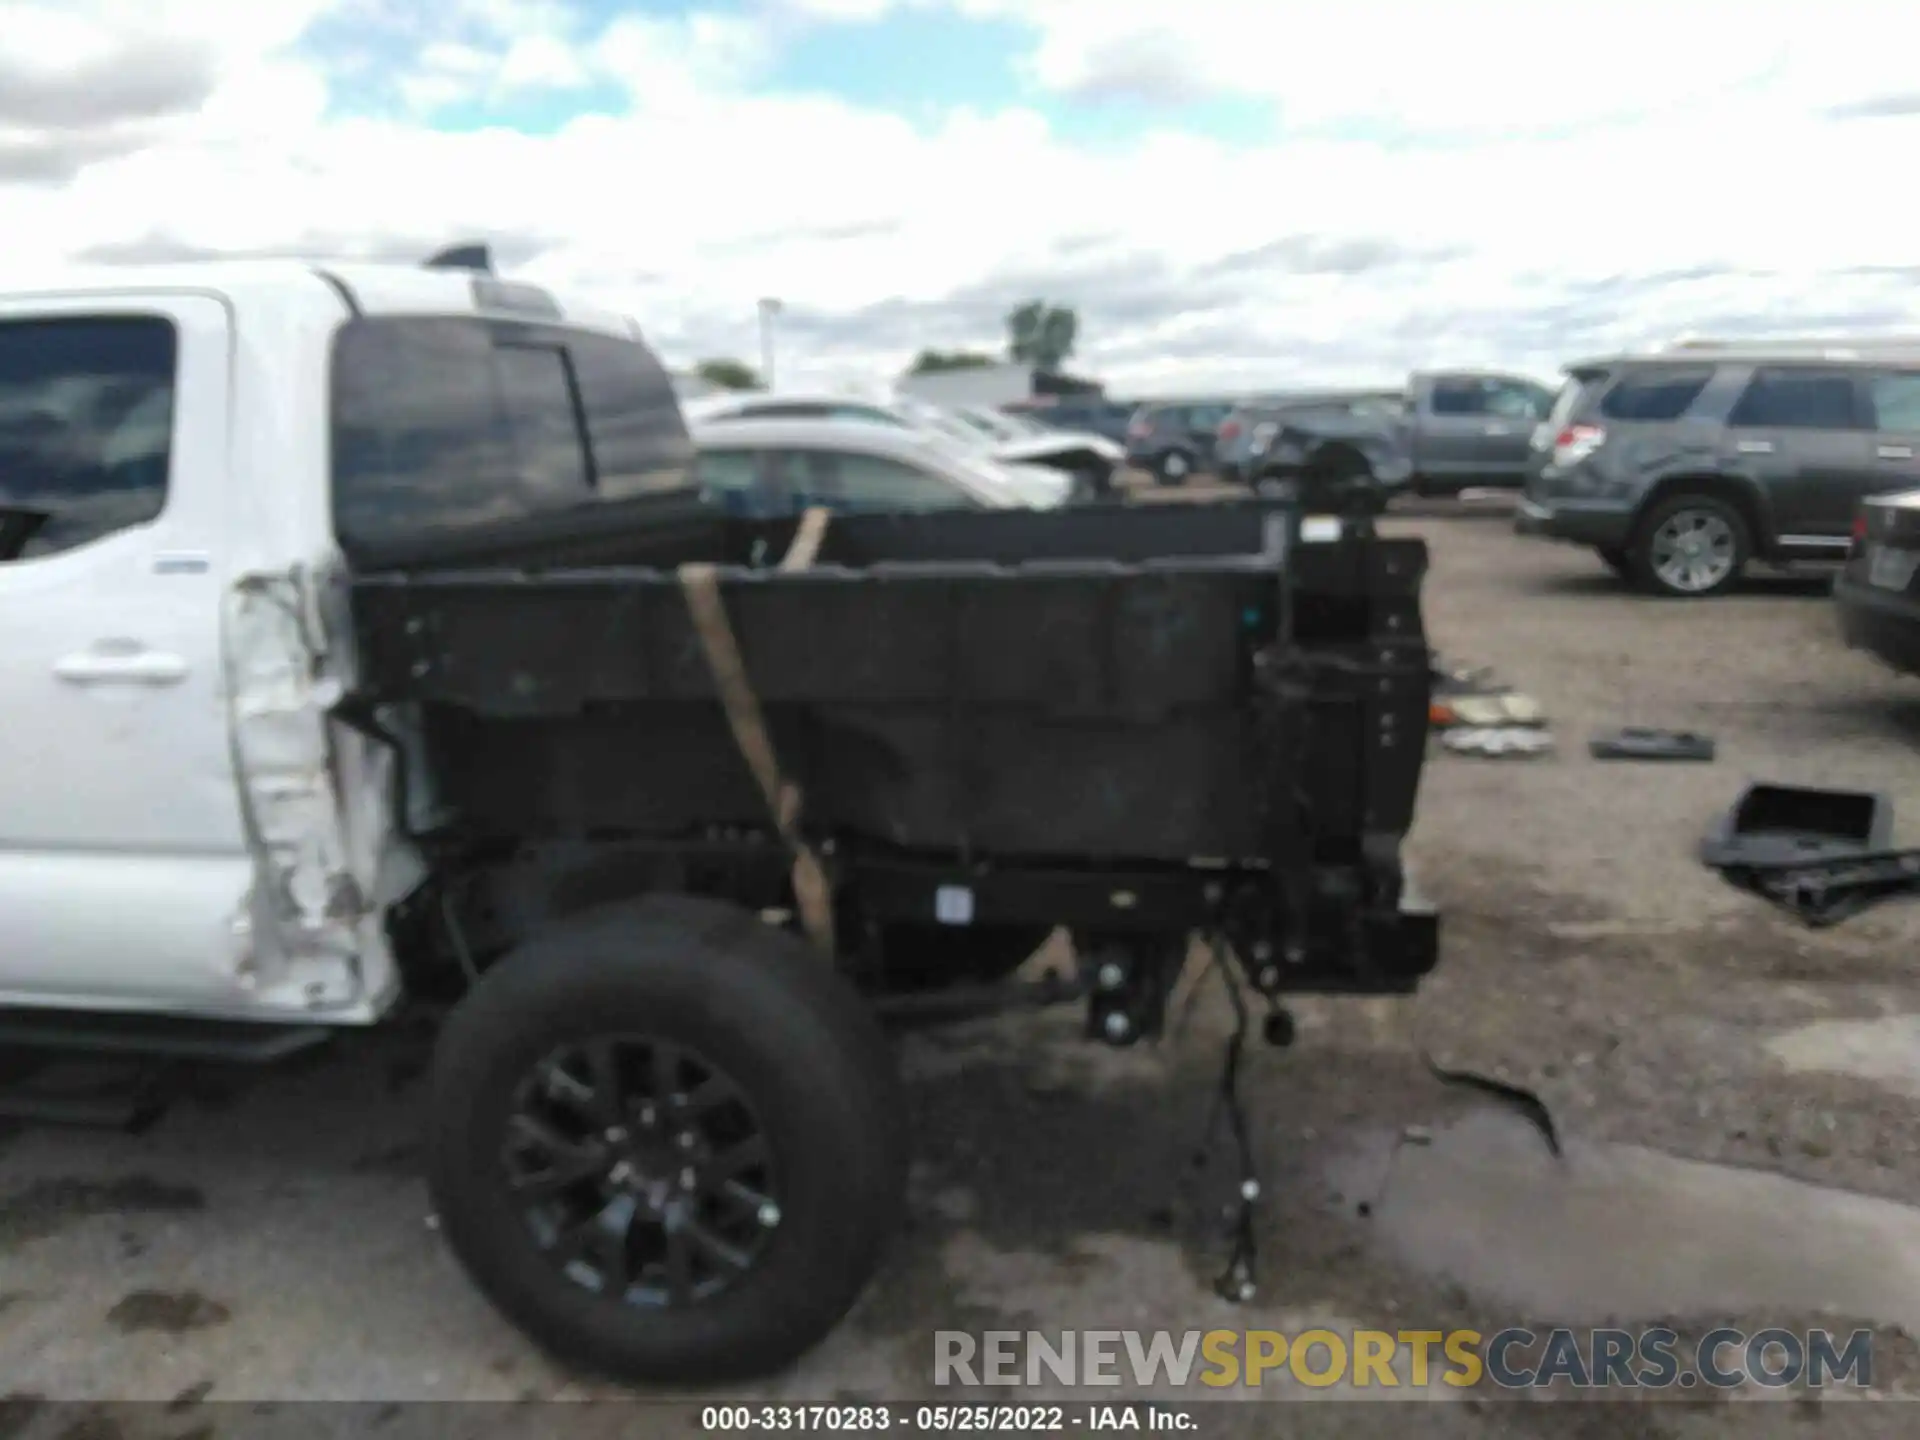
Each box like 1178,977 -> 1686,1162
1852,510 -> 1870,547
1552,423 -> 1606,466
1218,420 -> 1241,441
1127,418 -> 1152,439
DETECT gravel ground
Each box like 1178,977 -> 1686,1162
3,499 -> 1920,1437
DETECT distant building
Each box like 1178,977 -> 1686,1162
894,360 -> 1104,409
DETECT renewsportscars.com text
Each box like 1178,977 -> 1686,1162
934,1327 -> 1873,1391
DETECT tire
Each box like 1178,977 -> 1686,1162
1156,450 -> 1193,486
1628,493 -> 1751,598
1596,546 -> 1630,577
427,895 -> 907,1385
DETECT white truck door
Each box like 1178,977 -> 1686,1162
0,294 -> 258,1011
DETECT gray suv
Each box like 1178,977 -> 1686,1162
1516,347 -> 1920,596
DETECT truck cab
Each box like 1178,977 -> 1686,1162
0,259 -> 691,1023
1404,370 -> 1556,492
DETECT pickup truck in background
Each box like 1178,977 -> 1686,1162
1215,390 -> 1405,486
1223,370 -> 1557,496
0,253 -> 1439,1386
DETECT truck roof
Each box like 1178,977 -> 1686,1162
0,258 -> 637,339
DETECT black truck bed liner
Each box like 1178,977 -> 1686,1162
347,501 -> 1430,863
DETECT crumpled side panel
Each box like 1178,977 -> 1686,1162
221,569 -> 401,1019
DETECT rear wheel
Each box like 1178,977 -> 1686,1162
1630,494 -> 1751,598
1156,450 -> 1193,486
427,896 -> 906,1385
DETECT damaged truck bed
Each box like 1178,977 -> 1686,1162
348,500 -> 1438,998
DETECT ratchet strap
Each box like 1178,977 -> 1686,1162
676,507 -> 836,955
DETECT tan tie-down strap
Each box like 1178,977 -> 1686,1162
676,507 -> 836,954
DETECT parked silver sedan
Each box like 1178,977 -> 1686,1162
686,414 -> 1075,516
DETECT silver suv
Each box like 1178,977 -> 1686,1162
1516,342 -> 1920,597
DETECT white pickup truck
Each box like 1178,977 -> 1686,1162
0,253 -> 1441,1390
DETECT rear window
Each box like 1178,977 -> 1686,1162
330,317 -> 691,559
1598,369 -> 1713,422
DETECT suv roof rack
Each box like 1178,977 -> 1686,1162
1568,338 -> 1920,372
1664,334 -> 1920,357
424,243 -> 495,274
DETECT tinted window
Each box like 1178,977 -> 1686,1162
792,450 -> 971,511
1599,369 -> 1712,422
1484,381 -> 1547,420
692,448 -> 760,494
1868,372 -> 1920,431
0,316 -> 175,562
493,344 -> 591,502
1728,368 -> 1862,429
331,317 -> 690,556
569,331 -> 693,501
693,448 -> 788,514
1428,380 -> 1488,416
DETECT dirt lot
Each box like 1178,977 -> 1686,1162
5,501 -> 1920,1437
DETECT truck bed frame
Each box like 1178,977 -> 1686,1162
346,500 -> 1438,1014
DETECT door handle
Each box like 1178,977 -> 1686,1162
1736,439 -> 1775,454
54,643 -> 188,686
1879,444 -> 1915,460
1483,423 -> 1510,436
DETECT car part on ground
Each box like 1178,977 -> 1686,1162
1699,782 -> 1893,869
1426,662 -> 1544,730
1700,783 -> 1919,927
1442,726 -> 1554,758
1588,728 -> 1716,762
1439,694 -> 1544,728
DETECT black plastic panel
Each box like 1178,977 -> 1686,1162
347,503 -> 1431,861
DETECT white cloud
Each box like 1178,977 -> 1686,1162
11,0 -> 1920,393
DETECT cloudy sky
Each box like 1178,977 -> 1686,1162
8,0 -> 1920,393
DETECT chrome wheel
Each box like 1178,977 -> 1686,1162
504,1036 -> 779,1309
1649,508 -> 1737,594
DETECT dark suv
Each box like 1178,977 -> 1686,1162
1515,347 -> 1920,596
1124,398 -> 1236,485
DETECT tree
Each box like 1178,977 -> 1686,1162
909,349 -> 998,375
1005,300 -> 1079,373
696,357 -> 762,390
